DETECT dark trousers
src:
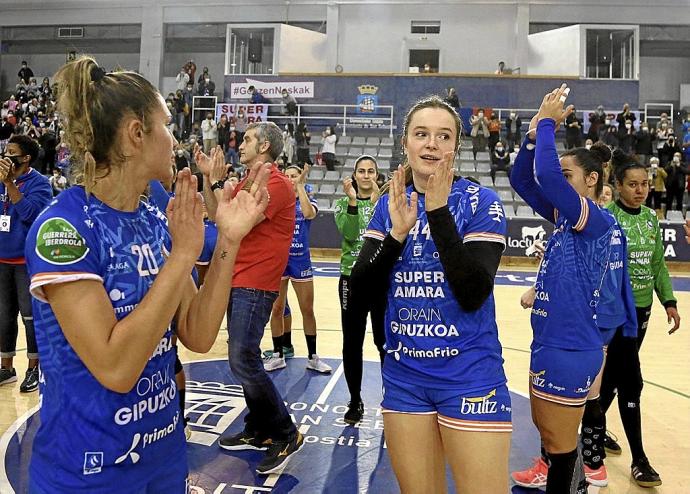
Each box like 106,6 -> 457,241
339,275 -> 385,403
227,288 -> 296,442
666,187 -> 684,211
0,263 -> 38,359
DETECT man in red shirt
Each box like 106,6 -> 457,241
200,122 -> 302,475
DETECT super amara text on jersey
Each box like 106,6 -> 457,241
393,270 -> 446,298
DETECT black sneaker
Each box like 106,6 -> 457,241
604,431 -> 622,456
20,366 -> 39,393
256,432 -> 304,475
344,401 -> 364,425
0,367 -> 17,386
631,457 -> 662,487
218,430 -> 272,451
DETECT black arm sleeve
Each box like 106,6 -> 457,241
427,206 -> 503,312
350,234 -> 404,298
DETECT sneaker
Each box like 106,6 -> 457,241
20,366 -> 39,393
185,425 -> 192,441
0,367 -> 17,386
219,430 -> 273,451
306,355 -> 332,374
604,431 -> 622,456
256,432 -> 304,475
344,401 -> 364,425
584,464 -> 608,487
631,457 -> 662,487
511,457 -> 548,488
263,354 -> 286,372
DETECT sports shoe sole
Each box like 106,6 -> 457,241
219,439 -> 270,451
306,365 -> 332,374
19,385 -> 38,393
585,475 -> 608,487
510,478 -> 547,489
0,376 -> 18,386
264,362 -> 287,372
256,439 -> 305,475
343,416 -> 362,425
633,477 -> 662,488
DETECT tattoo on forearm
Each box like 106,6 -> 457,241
220,251 -> 228,260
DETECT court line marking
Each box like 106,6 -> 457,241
0,403 -> 40,494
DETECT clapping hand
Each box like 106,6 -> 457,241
536,84 -> 575,126
194,143 -> 223,177
215,163 -> 271,243
343,177 -> 357,203
425,151 -> 455,212
388,165 -> 418,243
209,146 -> 229,185
166,168 -> 204,263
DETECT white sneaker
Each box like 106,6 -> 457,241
185,425 -> 192,441
263,354 -> 286,372
306,355 -> 332,374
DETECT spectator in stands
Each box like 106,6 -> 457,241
7,95 -> 18,113
618,120 -> 637,154
20,116 -> 35,137
184,59 -> 197,84
647,157 -> 667,216
422,63 -> 432,73
28,78 -> 39,94
505,110 -> 522,150
39,77 -> 52,99
182,82 -> 193,132
198,74 -> 215,97
282,90 -> 298,118
683,129 -> 690,164
295,122 -> 311,166
635,122 -> 653,165
470,110 -> 489,160
490,140 -> 511,185
587,105 -> 606,142
38,127 -> 58,174
201,112 -> 218,152
197,66 -> 210,85
661,134 -> 682,166
0,116 -> 13,153
18,61 -> 33,85
656,120 -> 670,158
234,108 -> 248,144
217,114 -> 231,152
665,152 -> 687,211
495,61 -> 506,75
248,85 -> 269,105
49,167 -> 68,195
174,147 -> 190,171
601,119 -> 619,148
176,67 -> 190,91
487,114 -> 501,153
616,103 -> 636,127
225,132 -> 239,167
444,88 -> 460,113
564,109 -> 583,149
321,126 -> 337,171
281,124 -> 295,165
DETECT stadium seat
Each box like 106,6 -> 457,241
365,137 -> 380,146
317,198 -> 331,210
476,151 -> 490,162
363,147 -> 378,157
339,136 -> 352,146
378,148 -> 393,159
377,159 -> 390,170
459,151 -> 474,161
459,162 -> 475,174
309,169 -> 325,182
335,145 -> 348,158
498,190 -> 513,203
380,137 -> 394,148
311,135 -> 323,146
318,183 -> 336,196
666,210 -> 684,223
516,205 -> 535,217
335,184 -> 344,195
323,170 -> 340,182
476,162 -> 491,174
479,177 -> 493,188
351,136 -> 366,146
348,147 -> 363,158
495,177 -> 511,189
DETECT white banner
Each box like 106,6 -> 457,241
229,78 -> 314,99
215,104 -> 268,123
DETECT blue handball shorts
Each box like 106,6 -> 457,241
381,375 -> 512,433
282,255 -> 313,282
529,343 -> 604,407
600,327 -> 616,347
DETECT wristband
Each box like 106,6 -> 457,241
211,180 -> 225,191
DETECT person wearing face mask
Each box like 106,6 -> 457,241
201,113 -> 218,153
505,111 -> 522,150
664,152 -> 687,211
656,120 -> 670,157
635,122 -> 653,166
175,147 -> 191,171
618,119 -> 637,154
217,114 -> 231,153
601,118 -> 619,148
248,85 -> 269,105
490,141 -> 511,185
321,126 -> 338,171
565,109 -> 583,149
470,109 -> 489,160
587,105 -> 606,142
175,67 -> 190,91
197,66 -> 210,85
660,134 -> 682,168
616,103 -> 636,128
197,74 -> 215,97
281,89 -> 298,117
18,61 -> 33,86
646,157 -> 666,216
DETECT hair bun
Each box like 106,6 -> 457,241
588,141 -> 612,165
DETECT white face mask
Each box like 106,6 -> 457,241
625,124 -> 632,129
673,156 -> 680,163
496,147 -> 504,152
604,119 -> 611,125
510,113 -> 516,119
585,144 -> 592,150
478,113 -> 484,118
642,127 -> 648,132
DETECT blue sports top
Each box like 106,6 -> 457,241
364,178 -> 508,390
24,186 -> 185,492
511,119 -> 617,350
289,183 -> 318,257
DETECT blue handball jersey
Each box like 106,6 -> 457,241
365,179 -> 508,390
289,184 -> 318,257
197,219 -> 218,265
24,187 -> 186,493
531,202 -> 617,350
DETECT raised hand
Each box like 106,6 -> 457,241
425,151 -> 455,212
209,146 -> 229,185
370,177 -> 381,203
536,84 -> 575,126
343,177 -> 357,203
0,158 -> 12,183
388,165 -> 418,243
215,163 -> 271,243
166,168 -> 204,263
194,143 -> 212,176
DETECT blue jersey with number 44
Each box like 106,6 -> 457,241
365,179 -> 508,390
24,186 -> 186,493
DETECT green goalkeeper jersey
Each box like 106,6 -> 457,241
606,201 -> 676,308
334,196 -> 376,276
